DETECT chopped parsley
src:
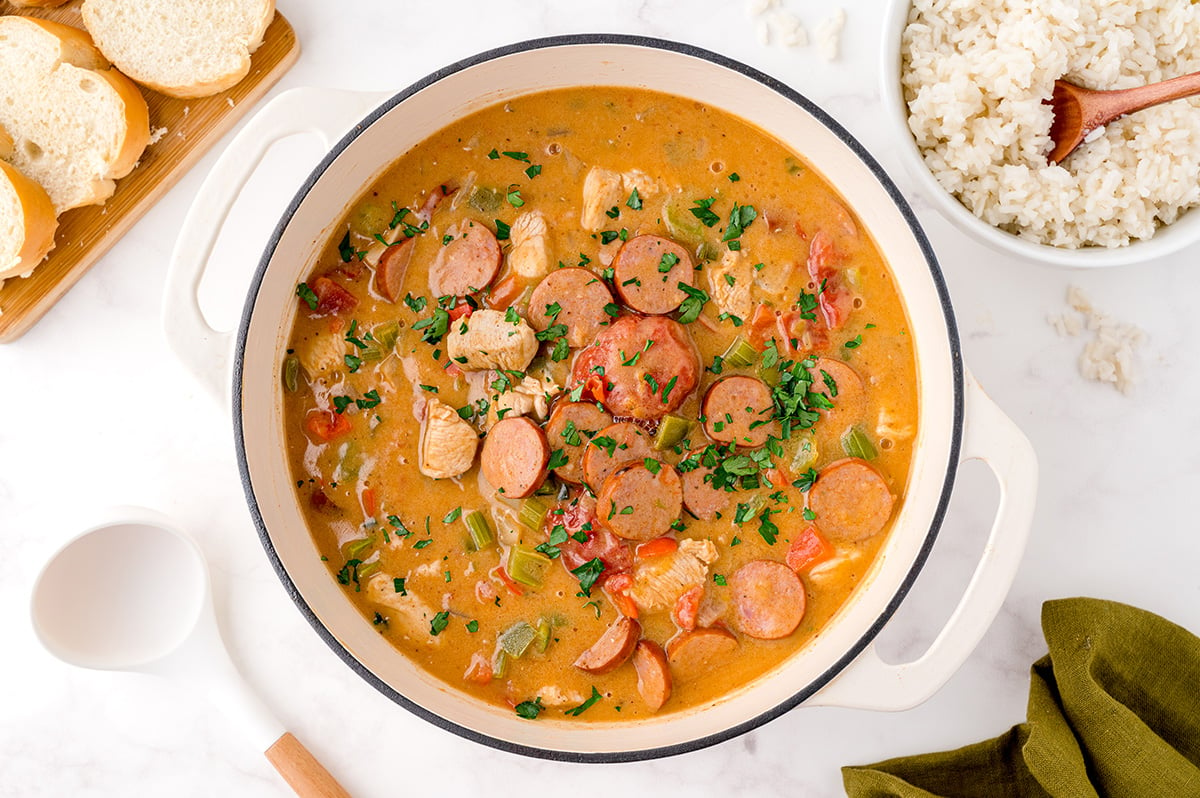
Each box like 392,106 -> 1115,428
515,697 -> 544,719
564,686 -> 603,717
430,611 -> 450,636
690,197 -> 720,227
295,282 -> 318,311
677,283 -> 710,324
393,577 -> 407,595
570,557 -> 605,597
626,188 -> 643,210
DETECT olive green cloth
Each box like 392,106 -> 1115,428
843,598 -> 1200,798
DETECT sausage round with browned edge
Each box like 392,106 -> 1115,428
479,416 -> 549,498
428,221 -> 501,297
666,627 -> 738,683
581,421 -> 656,493
571,315 -> 700,420
573,615 -> 641,674
632,640 -> 672,711
679,446 -> 731,521
806,457 -> 894,541
374,237 -> 414,303
612,235 -> 694,315
528,267 -> 614,348
596,461 -> 683,542
545,401 -> 613,485
811,357 -> 866,433
702,375 -> 779,448
730,559 -> 806,640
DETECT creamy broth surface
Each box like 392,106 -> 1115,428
282,88 -> 917,721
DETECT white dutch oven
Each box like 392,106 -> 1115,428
163,36 -> 1037,761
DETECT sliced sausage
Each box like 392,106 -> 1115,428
581,421 -> 656,492
806,457 -> 894,541
632,640 -> 672,711
596,461 -> 683,542
679,447 -> 731,521
429,221 -> 501,297
811,357 -> 866,433
545,401 -> 613,485
374,237 -> 414,303
666,627 -> 738,683
730,560 -> 806,640
480,416 -> 549,498
573,615 -> 641,674
612,235 -> 694,315
528,267 -> 614,348
702,375 -> 779,448
571,315 -> 700,420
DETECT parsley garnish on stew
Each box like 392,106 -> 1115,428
626,188 -> 643,210
690,198 -> 720,227
296,282 -> 319,311
430,611 -> 450,636
564,686 -> 603,717
515,697 -> 544,719
571,558 -> 605,597
677,283 -> 710,324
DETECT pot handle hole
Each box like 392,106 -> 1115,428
162,87 -> 392,402
807,369 -> 1038,711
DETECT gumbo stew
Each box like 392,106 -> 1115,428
283,88 -> 917,721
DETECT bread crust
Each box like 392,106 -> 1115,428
0,161 -> 57,281
81,0 -> 276,99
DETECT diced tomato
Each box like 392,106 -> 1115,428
673,585 -> 703,631
305,410 -> 352,442
492,566 -> 525,596
362,487 -> 378,517
635,537 -> 678,559
603,572 -> 639,619
486,273 -> 524,310
747,304 -> 777,349
580,373 -> 609,404
447,302 -> 473,322
309,487 -> 334,512
786,526 -> 834,573
806,231 -> 853,331
463,652 -> 493,685
309,275 -> 358,316
445,361 -> 464,378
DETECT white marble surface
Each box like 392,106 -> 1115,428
3,1 -> 1199,795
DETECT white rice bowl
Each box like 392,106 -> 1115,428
901,0 -> 1200,249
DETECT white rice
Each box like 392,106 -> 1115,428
902,0 -> 1200,249
1047,286 -> 1145,394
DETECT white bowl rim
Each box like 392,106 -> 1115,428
232,33 -> 966,762
880,0 -> 1200,269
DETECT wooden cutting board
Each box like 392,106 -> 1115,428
0,2 -> 299,343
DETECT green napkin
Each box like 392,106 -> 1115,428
842,598 -> 1200,797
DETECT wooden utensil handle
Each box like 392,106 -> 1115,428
1113,70 -> 1200,117
265,732 -> 351,798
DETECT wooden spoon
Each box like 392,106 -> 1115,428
1046,70 -> 1200,164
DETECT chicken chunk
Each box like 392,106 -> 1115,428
296,331 -> 345,377
630,538 -> 719,613
419,398 -> 478,479
580,167 -> 664,231
507,211 -> 552,279
484,373 -> 561,429
706,250 -> 754,320
446,308 -> 538,372
365,573 -> 441,644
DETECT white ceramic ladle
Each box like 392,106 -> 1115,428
30,507 -> 349,797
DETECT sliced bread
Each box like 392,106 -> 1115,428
0,16 -> 150,213
81,0 -> 275,99
0,158 -> 58,282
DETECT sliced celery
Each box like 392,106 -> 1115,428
492,649 -> 509,679
534,616 -> 553,653
464,511 -> 495,551
283,356 -> 300,392
499,622 -> 537,658
790,431 -> 819,473
722,335 -> 758,368
355,559 -> 382,581
507,545 -> 551,589
841,426 -> 878,460
654,415 -> 692,451
518,497 -> 549,531
759,361 -> 780,386
343,536 -> 375,560
468,186 -> 502,213
373,321 -> 400,352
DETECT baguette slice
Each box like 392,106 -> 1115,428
0,159 -> 58,282
81,0 -> 275,99
0,17 -> 150,213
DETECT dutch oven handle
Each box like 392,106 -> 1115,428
807,369 -> 1038,710
163,87 -> 391,402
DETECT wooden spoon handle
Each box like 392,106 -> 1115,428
265,732 -> 351,798
1106,70 -> 1200,120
